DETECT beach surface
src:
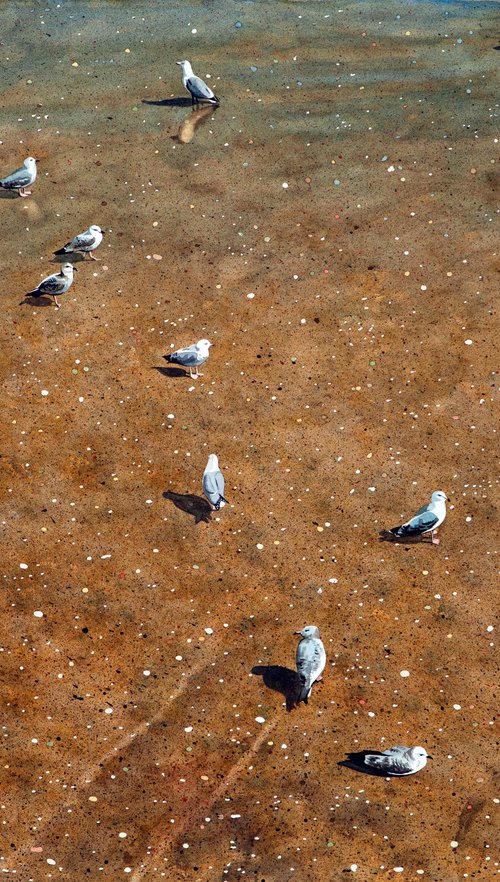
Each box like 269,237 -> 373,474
1,1 -> 498,879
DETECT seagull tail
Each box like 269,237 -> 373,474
54,244 -> 71,255
211,94 -> 220,105
298,677 -> 311,703
25,288 -> 41,297
389,525 -> 406,537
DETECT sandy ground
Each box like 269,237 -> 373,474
1,1 -> 498,879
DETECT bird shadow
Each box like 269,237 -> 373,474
163,492 -> 213,524
19,295 -> 53,308
153,365 -> 189,379
338,750 -> 395,777
251,665 -> 302,712
0,189 -> 19,199
142,97 -> 192,107
378,530 -> 431,544
50,252 -> 86,265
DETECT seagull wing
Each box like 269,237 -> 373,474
186,76 -> 215,101
170,345 -> 201,366
364,748 -> 411,774
0,166 -> 33,187
39,274 -> 67,294
404,510 -> 439,534
296,638 -> 325,700
70,231 -> 97,250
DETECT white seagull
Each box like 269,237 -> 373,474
164,339 -> 212,379
26,262 -> 75,308
202,454 -> 227,510
176,60 -> 220,105
295,625 -> 326,705
0,156 -> 37,197
363,746 -> 432,776
390,490 -> 447,545
54,224 -> 103,260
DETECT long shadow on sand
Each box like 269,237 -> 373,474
338,750 -> 399,777
251,665 -> 302,712
153,365 -> 189,379
163,491 -> 213,524
19,295 -> 53,308
142,97 -> 192,107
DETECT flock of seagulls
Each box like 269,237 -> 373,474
4,59 -> 450,779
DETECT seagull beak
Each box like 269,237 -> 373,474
176,61 -> 182,65
426,754 -> 433,759
294,631 -> 302,635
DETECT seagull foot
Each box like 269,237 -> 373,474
89,253 -> 100,260
19,189 -> 31,198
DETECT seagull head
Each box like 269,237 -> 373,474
89,224 -> 102,234
207,453 -> 219,468
197,339 -> 212,350
61,263 -> 75,276
177,60 -> 193,74
295,625 -> 320,639
411,747 -> 432,761
431,490 -> 447,503
24,157 -> 37,169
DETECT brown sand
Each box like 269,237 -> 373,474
1,1 -> 498,879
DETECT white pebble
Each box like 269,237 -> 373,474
255,716 -> 266,724
247,292 -> 255,299
400,670 -> 410,678
204,627 -> 213,635
256,543 -> 264,550
464,339 -> 473,345
450,841 -> 459,849
34,611 -> 44,618
47,859 -> 56,866
41,390 -> 49,396
119,832 -> 127,838
350,866 -> 358,873
282,182 -> 289,188
143,670 -> 151,677
19,563 -> 28,570
453,704 -> 461,710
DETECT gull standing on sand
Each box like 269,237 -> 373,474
54,225 -> 103,260
0,156 -> 37,197
164,339 -> 212,379
177,60 -> 220,105
389,490 -> 447,545
295,626 -> 326,705
361,746 -> 432,776
203,454 -> 227,510
25,263 -> 75,308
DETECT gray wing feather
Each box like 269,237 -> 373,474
214,470 -> 225,497
171,346 -> 201,366
296,639 -> 322,681
1,167 -> 32,187
71,232 -> 96,250
187,76 -> 214,100
407,510 -> 439,532
39,275 -> 67,293
365,750 -> 410,774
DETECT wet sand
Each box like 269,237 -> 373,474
1,1 -> 498,879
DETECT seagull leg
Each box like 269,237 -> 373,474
88,252 -> 100,261
54,296 -> 61,308
431,531 -> 440,545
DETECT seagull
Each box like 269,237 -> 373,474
202,454 -> 227,510
362,746 -> 432,776
295,626 -> 326,705
163,339 -> 212,378
25,262 -> 75,308
389,490 -> 447,545
0,156 -> 37,197
54,225 -> 103,260
176,60 -> 220,105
